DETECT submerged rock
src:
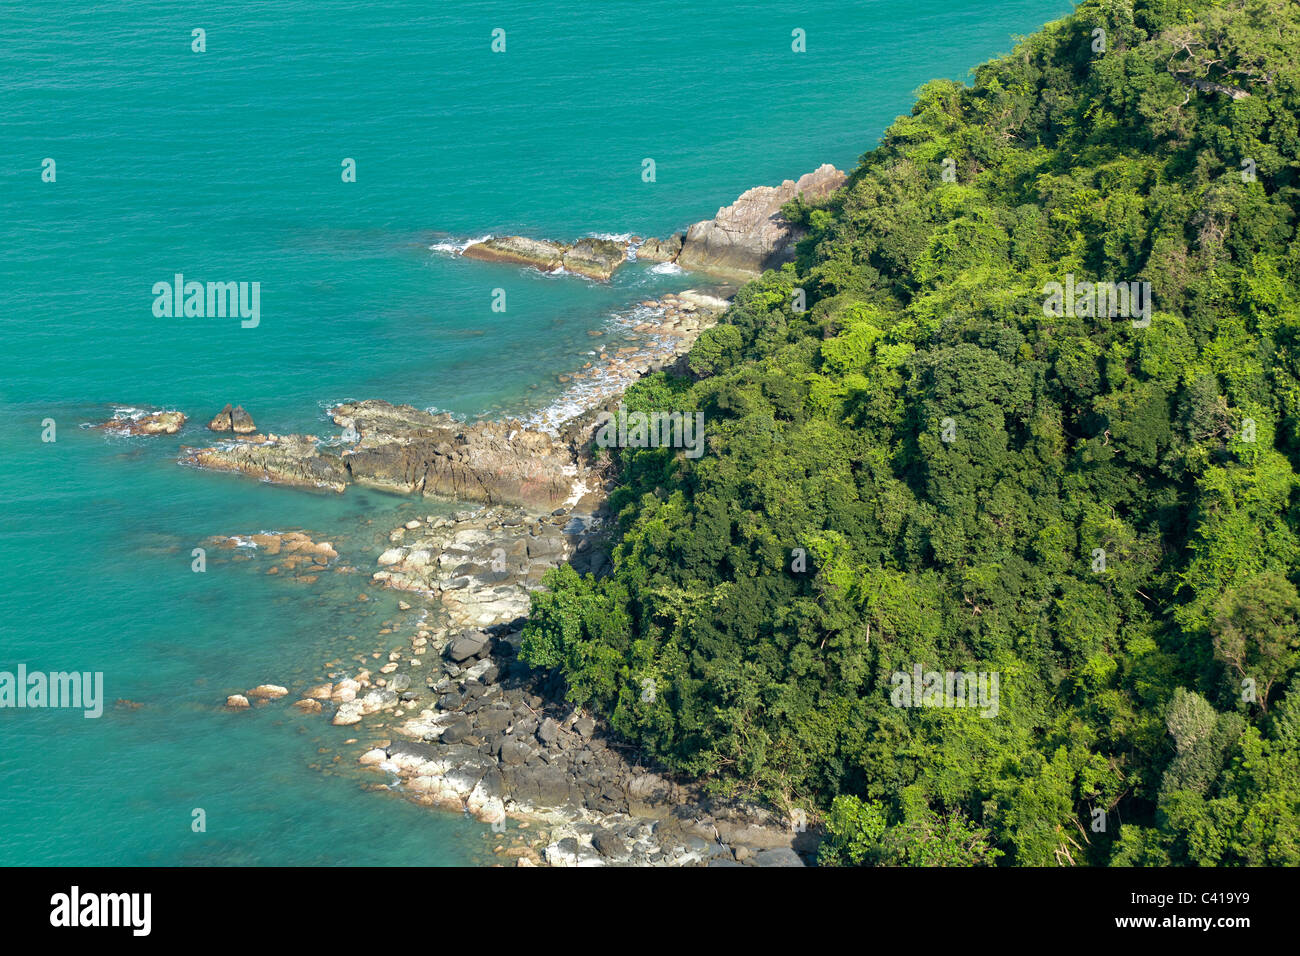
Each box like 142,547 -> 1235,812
96,409 -> 187,436
180,434 -> 350,493
333,701 -> 363,726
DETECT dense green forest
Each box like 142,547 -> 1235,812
522,0 -> 1300,865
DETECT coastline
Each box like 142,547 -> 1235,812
200,284 -> 818,865
115,165 -> 844,865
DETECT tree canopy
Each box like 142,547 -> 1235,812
522,0 -> 1300,866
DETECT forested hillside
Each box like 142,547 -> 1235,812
522,0 -> 1300,865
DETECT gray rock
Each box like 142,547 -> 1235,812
592,829 -> 627,859
537,717 -> 560,745
446,630 -> 489,663
440,718 -> 472,744
753,847 -> 806,867
500,739 -> 532,767
477,707 -> 512,735
507,764 -> 573,808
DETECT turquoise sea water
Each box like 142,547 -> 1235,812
0,0 -> 1071,865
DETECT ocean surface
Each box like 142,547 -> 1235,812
0,0 -> 1071,865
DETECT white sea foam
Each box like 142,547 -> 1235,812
649,261 -> 683,275
428,235 -> 493,255
519,299 -> 682,434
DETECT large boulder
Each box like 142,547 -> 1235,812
753,847 -> 806,867
626,772 -> 674,817
446,630 -> 489,663
461,236 -> 567,272
561,237 -> 626,280
592,829 -> 628,859
536,717 -> 560,745
635,232 -> 684,263
505,763 -> 574,809
675,164 -> 845,279
230,405 -> 256,434
208,404 -> 234,432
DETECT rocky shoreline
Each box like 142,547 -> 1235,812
447,163 -> 845,284
225,503 -> 814,866
149,165 -> 850,865
184,289 -> 815,863
174,289 -> 729,510
105,280 -> 813,863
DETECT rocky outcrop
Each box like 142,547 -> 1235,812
338,616 -> 814,865
180,433 -> 350,493
180,401 -> 586,510
462,236 -> 566,271
228,479 -> 810,864
208,404 -> 235,431
634,233 -> 684,263
461,236 -> 628,281
94,408 -> 186,436
200,530 -> 339,581
208,404 -> 257,434
669,164 -> 845,279
560,237 -> 627,280
525,288 -> 730,434
370,502 -> 608,630
331,401 -> 581,510
451,163 -> 841,282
